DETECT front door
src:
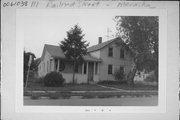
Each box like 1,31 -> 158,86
88,62 -> 94,82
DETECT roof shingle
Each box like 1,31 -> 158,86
87,37 -> 123,52
45,44 -> 65,58
44,44 -> 101,62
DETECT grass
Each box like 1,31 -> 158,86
98,81 -> 158,91
25,81 -> 113,92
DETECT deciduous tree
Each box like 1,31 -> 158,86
114,16 -> 158,85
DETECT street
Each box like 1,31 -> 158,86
24,95 -> 158,106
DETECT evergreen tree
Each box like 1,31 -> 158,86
60,25 -> 89,84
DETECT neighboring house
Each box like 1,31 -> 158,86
38,37 -> 134,83
134,71 -> 154,82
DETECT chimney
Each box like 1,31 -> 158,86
98,37 -> 102,44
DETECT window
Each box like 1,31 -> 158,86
50,60 -> 52,71
108,64 -> 113,74
59,61 -> 65,72
47,61 -> 49,72
108,47 -> 113,57
120,48 -> 125,58
84,62 -> 87,74
120,66 -> 124,74
55,59 -> 58,71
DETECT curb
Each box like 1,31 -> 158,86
24,94 -> 157,100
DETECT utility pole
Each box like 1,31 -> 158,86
25,55 -> 32,88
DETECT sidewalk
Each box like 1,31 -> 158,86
96,84 -> 158,93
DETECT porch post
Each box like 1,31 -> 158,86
53,59 -> 56,71
52,59 -> 54,71
86,62 -> 89,74
97,62 -> 99,74
93,62 -> 96,75
57,59 -> 60,72
82,62 -> 84,75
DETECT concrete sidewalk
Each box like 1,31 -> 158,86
95,84 -> 158,93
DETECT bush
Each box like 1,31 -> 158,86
44,72 -> 65,87
113,69 -> 125,81
31,93 -> 40,100
49,92 -> 60,99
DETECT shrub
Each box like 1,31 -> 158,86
113,69 -> 125,81
31,93 -> 40,100
61,91 -> 71,99
49,92 -> 60,99
82,95 -> 95,99
97,95 -> 114,99
44,72 -> 65,87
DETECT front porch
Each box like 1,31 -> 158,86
51,58 -> 100,84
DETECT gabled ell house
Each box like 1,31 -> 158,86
38,37 -> 134,83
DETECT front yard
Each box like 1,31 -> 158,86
25,77 -> 158,92
98,82 -> 158,91
24,79 -> 158,99
25,81 -> 113,92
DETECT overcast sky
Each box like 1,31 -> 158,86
18,9 -> 118,58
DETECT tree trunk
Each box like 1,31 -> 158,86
127,69 -> 136,85
72,61 -> 76,84
127,63 -> 137,86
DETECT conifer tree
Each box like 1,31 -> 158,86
60,25 -> 89,84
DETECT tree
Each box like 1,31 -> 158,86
114,16 -> 158,85
60,25 -> 89,84
23,51 -> 36,83
114,68 -> 125,81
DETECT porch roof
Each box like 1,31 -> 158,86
83,54 -> 102,62
45,44 -> 101,62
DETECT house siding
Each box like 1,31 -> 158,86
38,40 -> 133,83
89,50 -> 100,59
97,41 -> 133,81
38,49 -> 53,77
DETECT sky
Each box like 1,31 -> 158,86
19,9 -> 118,58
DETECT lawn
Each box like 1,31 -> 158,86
98,81 -> 158,91
24,80 -> 158,97
25,81 -> 114,91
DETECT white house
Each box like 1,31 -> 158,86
38,37 -> 134,83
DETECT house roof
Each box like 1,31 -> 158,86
45,44 -> 65,58
83,54 -> 102,62
44,44 -> 101,62
87,37 -> 123,52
